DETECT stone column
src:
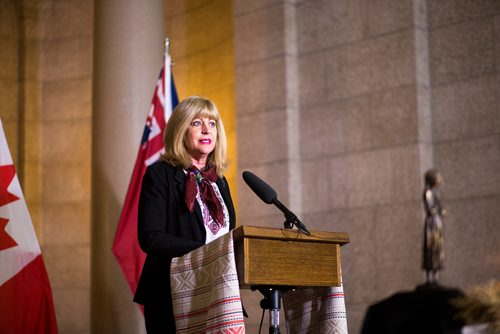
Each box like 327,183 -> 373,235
234,0 -> 302,228
233,1 -> 301,331
92,0 -> 163,332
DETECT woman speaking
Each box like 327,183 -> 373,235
133,96 -> 236,333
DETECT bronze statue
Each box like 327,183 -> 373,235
422,169 -> 447,283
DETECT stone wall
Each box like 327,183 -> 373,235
233,0 -> 500,333
164,0 -> 239,206
428,0 -> 500,289
0,0 -> 93,333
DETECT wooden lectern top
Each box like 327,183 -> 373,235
233,225 -> 349,245
232,225 -> 350,288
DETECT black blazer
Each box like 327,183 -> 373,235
134,160 -> 236,307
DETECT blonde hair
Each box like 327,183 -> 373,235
161,96 -> 228,176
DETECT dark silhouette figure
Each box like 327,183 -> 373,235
361,283 -> 464,334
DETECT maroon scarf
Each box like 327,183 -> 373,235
184,165 -> 224,226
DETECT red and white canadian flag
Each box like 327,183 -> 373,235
0,119 -> 58,333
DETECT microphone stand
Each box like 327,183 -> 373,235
271,198 -> 311,236
243,171 -> 310,332
253,200 -> 310,333
253,286 -> 289,334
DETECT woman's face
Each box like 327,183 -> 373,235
185,116 -> 217,162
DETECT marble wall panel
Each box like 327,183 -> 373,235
364,0 -> 414,37
234,3 -> 286,64
298,50 -> 328,107
370,85 -> 419,148
43,120 -> 90,163
0,38 -> 18,78
0,78 -> 19,120
373,202 -> 422,296
21,0 -> 48,37
22,82 -> 42,125
297,0 -> 364,53
329,145 -> 422,209
495,16 -> 500,67
44,244 -> 90,288
300,95 -> 373,159
164,0 -> 213,18
166,0 -> 233,59
235,56 -> 287,114
435,136 -> 500,199
43,202 -> 91,245
170,51 -> 205,97
43,161 -> 90,203
430,18 -> 495,85
441,195 -> 500,288
413,0 -> 429,29
23,120 -> 42,162
44,245 -> 90,332
51,287 -> 90,333
427,0 -> 500,28
202,40 -> 236,92
23,40 -> 42,81
416,84 -> 432,142
40,37 -> 92,81
42,78 -> 91,121
234,0 -> 283,15
432,75 -> 500,142
300,103 -> 347,159
414,28 -> 431,86
330,208 -> 378,302
390,145 -> 426,201
28,203 -> 43,241
40,0 -> 93,39
329,151 -> 390,209
0,0 -> 19,38
326,31 -> 416,100
238,109 -> 288,166
341,95 -> 373,153
300,158 -> 330,213
21,159 -> 42,202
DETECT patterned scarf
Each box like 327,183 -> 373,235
184,165 -> 224,226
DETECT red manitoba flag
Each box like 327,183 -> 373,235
0,119 -> 58,333
112,60 -> 178,299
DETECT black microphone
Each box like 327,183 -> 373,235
242,171 -> 277,204
242,171 -> 310,235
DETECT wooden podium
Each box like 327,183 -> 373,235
232,225 -> 349,333
232,225 -> 350,289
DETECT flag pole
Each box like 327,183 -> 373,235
164,38 -> 172,119
112,37 -> 179,302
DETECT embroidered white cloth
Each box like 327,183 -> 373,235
283,284 -> 348,334
171,231 -> 348,334
170,232 -> 245,333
